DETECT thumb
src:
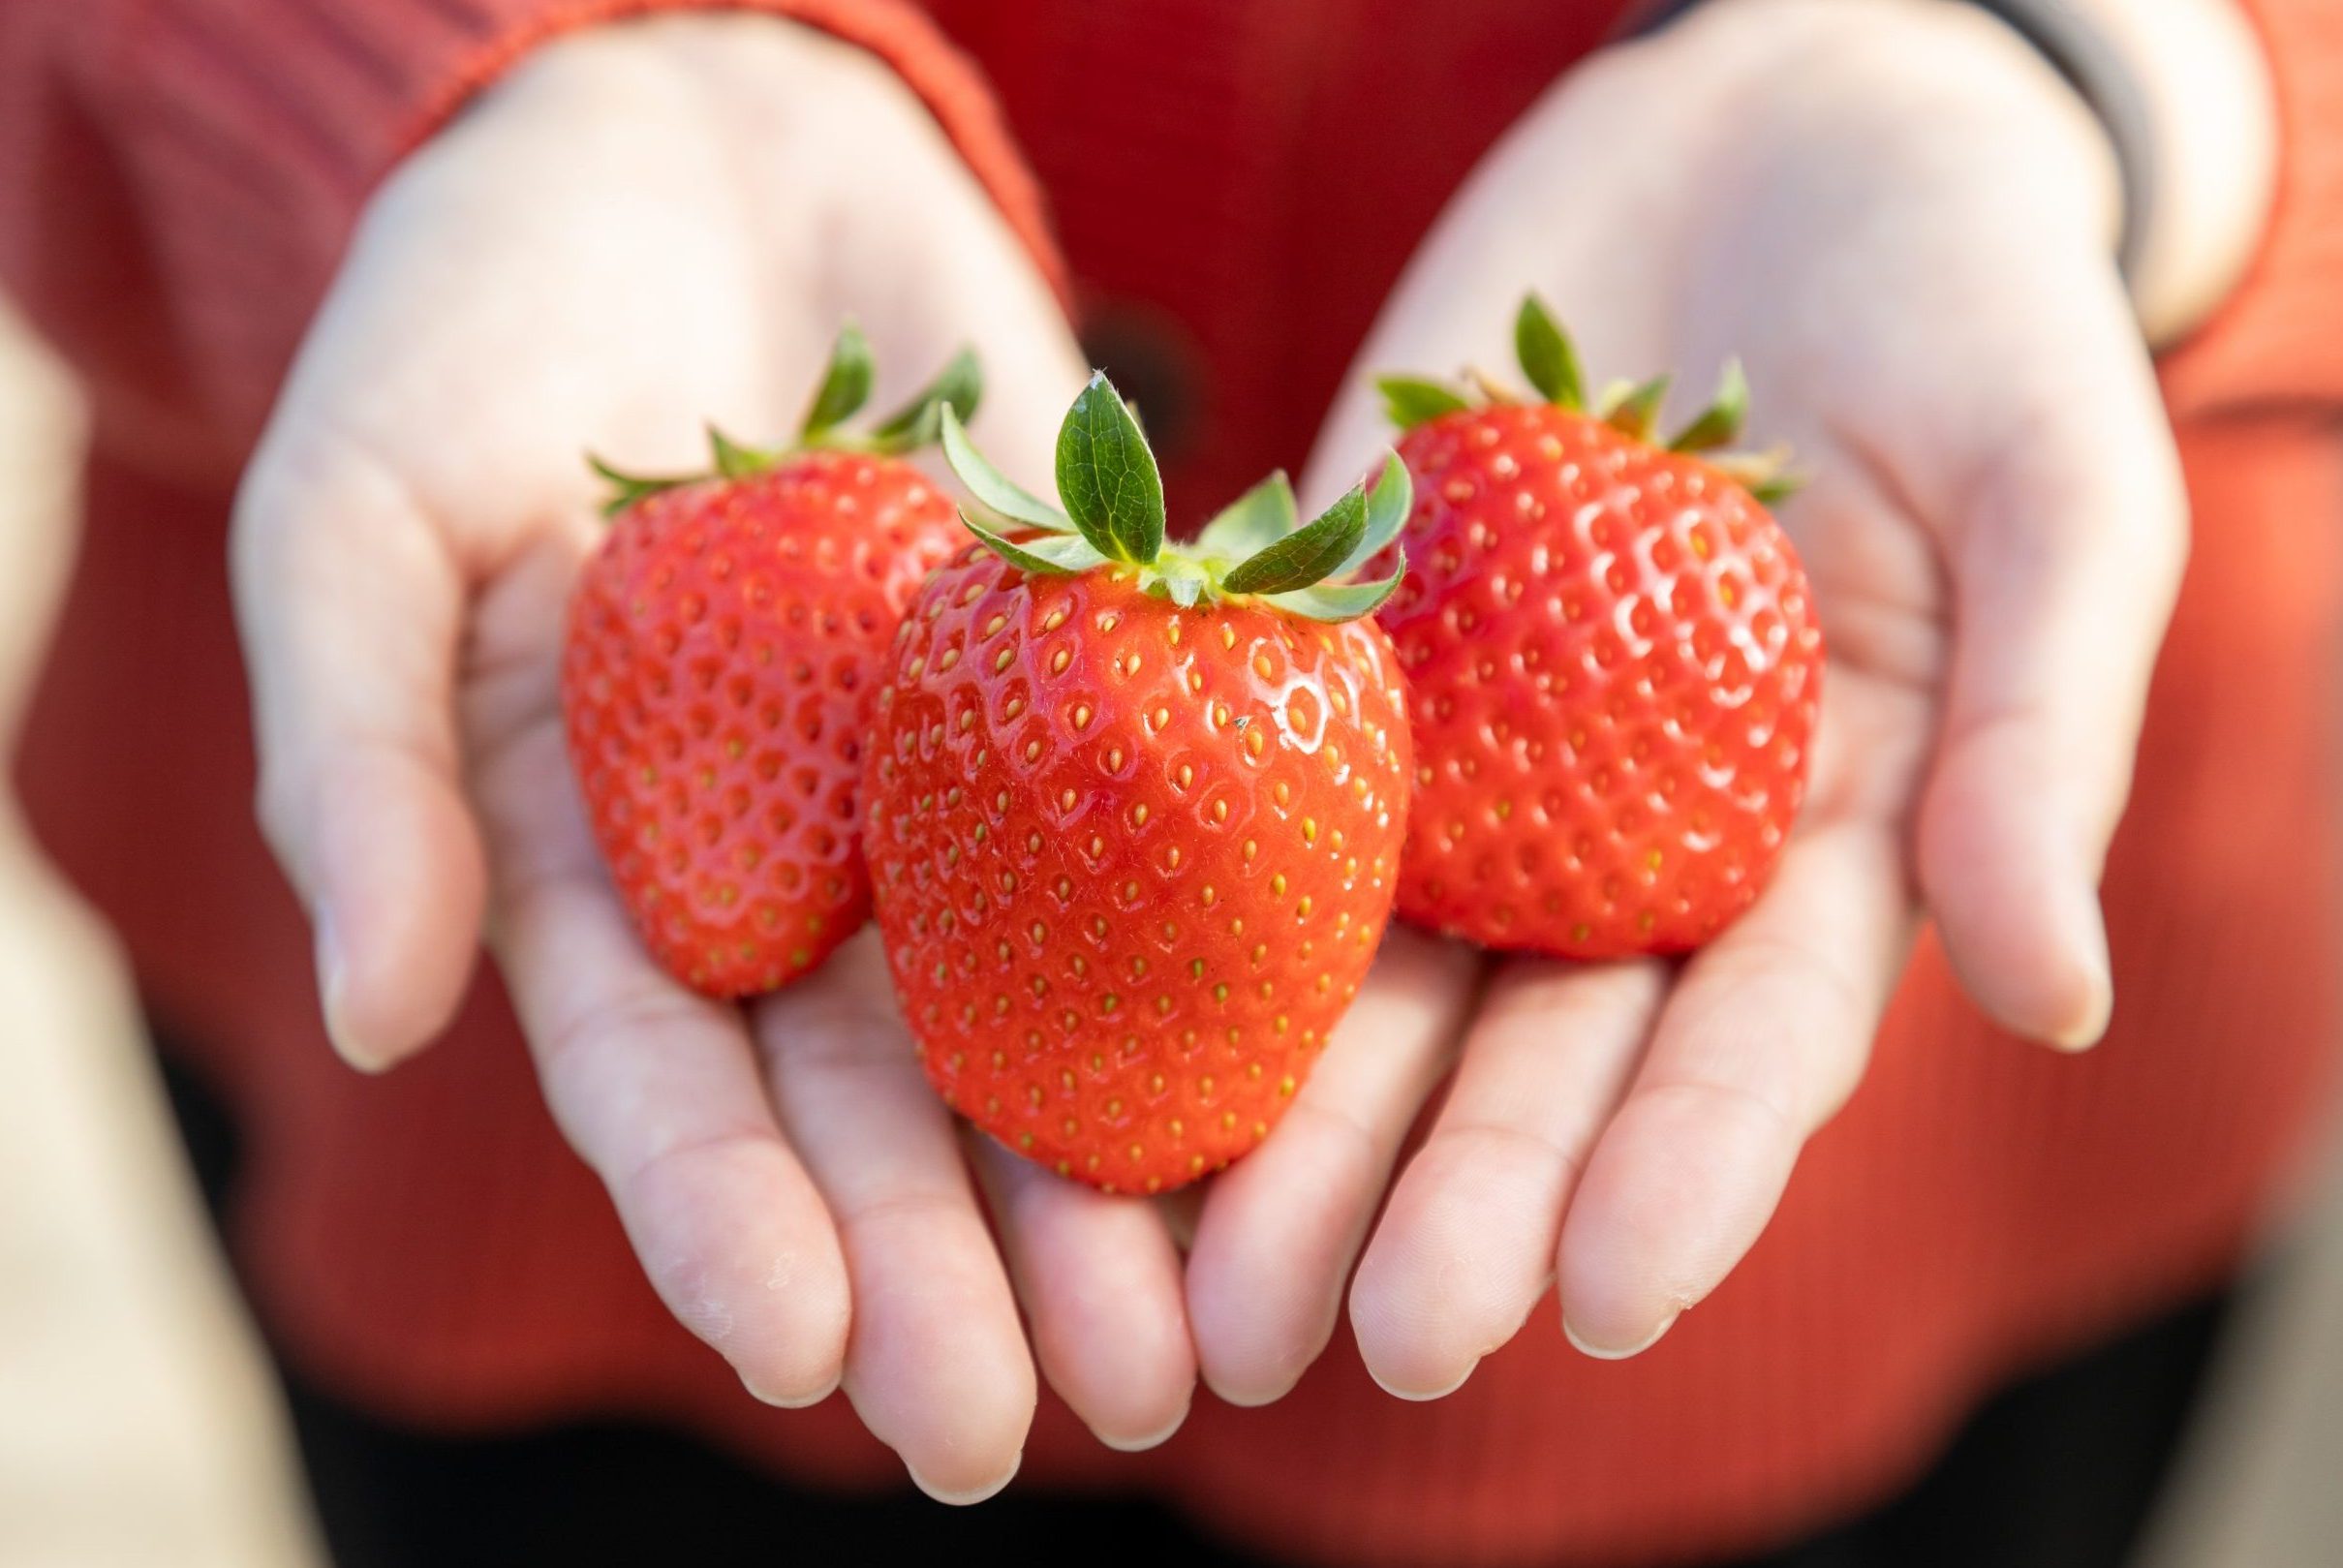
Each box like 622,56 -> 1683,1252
231,425 -> 488,1070
1915,314 -> 2187,1048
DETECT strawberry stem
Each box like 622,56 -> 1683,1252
946,376 -> 1408,622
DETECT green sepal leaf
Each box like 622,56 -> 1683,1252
1669,358 -> 1747,453
961,512 -> 1108,576
1515,294 -> 1585,411
1222,483 -> 1366,597
940,406 -> 1075,536
1375,374 -> 1472,430
798,321 -> 877,441
1194,470 -> 1299,559
1338,451 -> 1412,576
587,454 -> 693,518
1601,374 -> 1671,442
1056,372 -> 1166,564
1709,446 -> 1803,507
1265,550 -> 1406,623
706,425 -> 782,479
870,347 -> 983,453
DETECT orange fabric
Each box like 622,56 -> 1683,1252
7,3 -> 2343,1566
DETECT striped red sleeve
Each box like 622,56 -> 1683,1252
0,0 -> 1060,460
2161,0 -> 2343,415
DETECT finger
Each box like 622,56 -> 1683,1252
1917,295 -> 2188,1048
1558,818 -> 1910,1357
753,936 -> 1035,1504
232,431 -> 487,1068
971,1136 -> 1196,1451
1186,929 -> 1480,1406
479,719 -> 849,1407
1348,958 -> 1663,1399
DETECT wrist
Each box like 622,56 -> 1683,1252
1673,0 -> 2123,241
2050,0 -> 2276,345
491,14 -> 934,168
471,10 -> 1063,310
1628,0 -> 2275,346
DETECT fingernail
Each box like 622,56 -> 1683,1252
743,1369 -> 839,1410
314,912 -> 379,1072
2048,990 -> 2112,1054
2047,869 -> 2113,1052
909,1450 -> 1021,1506
1097,1399 -> 1191,1453
1564,1309 -> 1680,1361
1367,1359 -> 1476,1401
1200,1368 -> 1298,1409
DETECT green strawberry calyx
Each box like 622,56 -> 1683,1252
588,321 -> 981,516
1374,293 -> 1800,505
942,373 -> 1408,625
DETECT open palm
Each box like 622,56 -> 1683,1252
228,17 -> 1135,1499
1283,0 -> 2187,1391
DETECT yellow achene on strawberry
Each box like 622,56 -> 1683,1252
1372,297 -> 1824,958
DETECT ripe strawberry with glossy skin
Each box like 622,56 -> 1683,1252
563,326 -> 975,997
863,377 -> 1414,1192
1373,296 -> 1823,959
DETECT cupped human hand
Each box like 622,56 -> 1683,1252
1265,0 -> 2186,1396
226,14 -> 1204,1498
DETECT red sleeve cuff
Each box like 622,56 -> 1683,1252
2161,0 -> 2343,415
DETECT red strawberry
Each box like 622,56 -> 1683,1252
862,376 -> 1414,1192
1372,296 -> 1823,959
563,326 -> 975,997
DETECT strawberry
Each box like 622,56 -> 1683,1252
563,325 -> 975,997
1372,296 -> 1823,959
862,376 -> 1413,1192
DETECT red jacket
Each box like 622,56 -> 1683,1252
8,2 -> 2343,1562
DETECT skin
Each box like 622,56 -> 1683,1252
1304,0 -> 2189,1390
233,0 -> 2204,1501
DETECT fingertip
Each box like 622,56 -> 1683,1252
1920,767 -> 2118,1050
909,1450 -> 1022,1507
2034,859 -> 2113,1049
1187,1214 -> 1335,1409
1198,1366 -> 1299,1410
1094,1395 -> 1192,1452
969,1140 -> 1196,1455
1364,1354 -> 1475,1402
1061,1314 -> 1196,1450
314,759 -> 488,1067
875,1380 -> 1033,1503
1942,856 -> 2112,1050
1348,1242 -> 1481,1403
837,1245 -> 1037,1505
743,1368 -> 839,1410
2041,936 -> 2113,1052
314,910 -> 380,1072
1190,1239 -> 1317,1405
733,1280 -> 850,1409
1346,1131 -> 1567,1405
1556,1084 -> 1792,1365
1562,1308 -> 1679,1361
